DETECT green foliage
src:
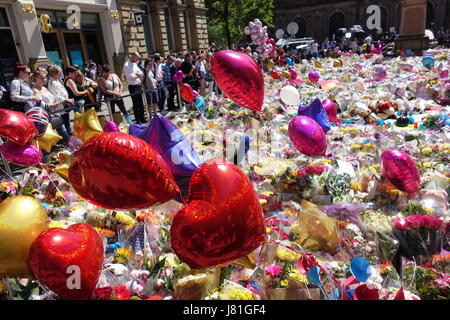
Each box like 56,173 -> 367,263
206,0 -> 274,48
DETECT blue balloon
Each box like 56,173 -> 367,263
129,115 -> 201,200
298,98 -> 331,133
193,96 -> 206,114
422,55 -> 435,68
350,257 -> 371,282
286,57 -> 294,66
343,288 -> 355,300
405,49 -> 412,56
306,265 -> 322,286
236,135 -> 250,164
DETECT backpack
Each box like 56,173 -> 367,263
0,89 -> 26,113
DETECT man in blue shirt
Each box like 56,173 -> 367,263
162,55 -> 177,111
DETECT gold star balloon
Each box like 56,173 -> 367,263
73,108 -> 103,142
315,60 -> 322,68
0,196 -> 48,278
266,59 -> 274,69
37,123 -> 62,153
55,151 -> 75,182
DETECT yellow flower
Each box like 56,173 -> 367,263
421,147 -> 433,155
371,164 -> 381,172
48,221 -> 66,229
276,248 -> 301,262
280,279 -> 289,287
422,162 -> 433,168
321,159 -> 332,165
350,144 -> 361,151
114,247 -> 133,264
423,206 -> 435,214
221,288 -> 254,300
266,227 -> 272,234
288,269 -> 309,284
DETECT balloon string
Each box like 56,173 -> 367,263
38,163 -> 68,206
0,165 -> 19,185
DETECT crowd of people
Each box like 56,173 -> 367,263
0,48 -> 224,149
1,25 -> 448,150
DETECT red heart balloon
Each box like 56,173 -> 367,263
322,98 -> 338,123
69,132 -> 180,210
170,159 -> 266,269
180,83 -> 194,103
0,109 -> 37,146
380,149 -> 420,194
29,223 -> 104,300
211,50 -> 264,112
270,70 -> 281,80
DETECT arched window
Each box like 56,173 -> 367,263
329,12 -> 345,38
294,17 -> 307,38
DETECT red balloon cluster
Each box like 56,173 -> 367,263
380,149 -> 420,194
211,50 -> 264,112
0,109 -> 37,146
68,132 -> 180,210
29,223 -> 104,300
170,159 -> 266,269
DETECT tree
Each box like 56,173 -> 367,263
205,0 -> 274,49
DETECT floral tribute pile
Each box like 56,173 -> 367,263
0,47 -> 449,301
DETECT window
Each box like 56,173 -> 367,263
329,12 -> 346,38
0,7 -> 19,88
0,7 -> 10,27
293,17 -> 307,38
163,8 -> 174,52
183,11 -> 191,50
141,5 -> 154,53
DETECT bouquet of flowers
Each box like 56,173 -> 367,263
393,214 -> 448,265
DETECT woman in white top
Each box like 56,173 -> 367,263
98,64 -> 132,124
195,54 -> 206,97
9,63 -> 41,112
144,58 -> 159,119
47,65 -> 76,135
31,70 -> 70,144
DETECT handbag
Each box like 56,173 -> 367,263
48,112 -> 64,129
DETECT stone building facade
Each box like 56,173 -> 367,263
117,0 -> 208,58
0,0 -> 208,88
272,0 -> 448,41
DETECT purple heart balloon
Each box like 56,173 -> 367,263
0,141 -> 42,166
104,121 -> 120,133
288,115 -> 327,157
380,149 -> 420,193
308,71 -> 320,83
129,115 -> 200,199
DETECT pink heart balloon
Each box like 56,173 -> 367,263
380,149 -> 420,193
104,121 -> 120,133
173,70 -> 183,83
289,68 -> 297,80
322,98 -> 338,123
211,50 -> 264,112
288,116 -> 327,157
0,141 -> 42,166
